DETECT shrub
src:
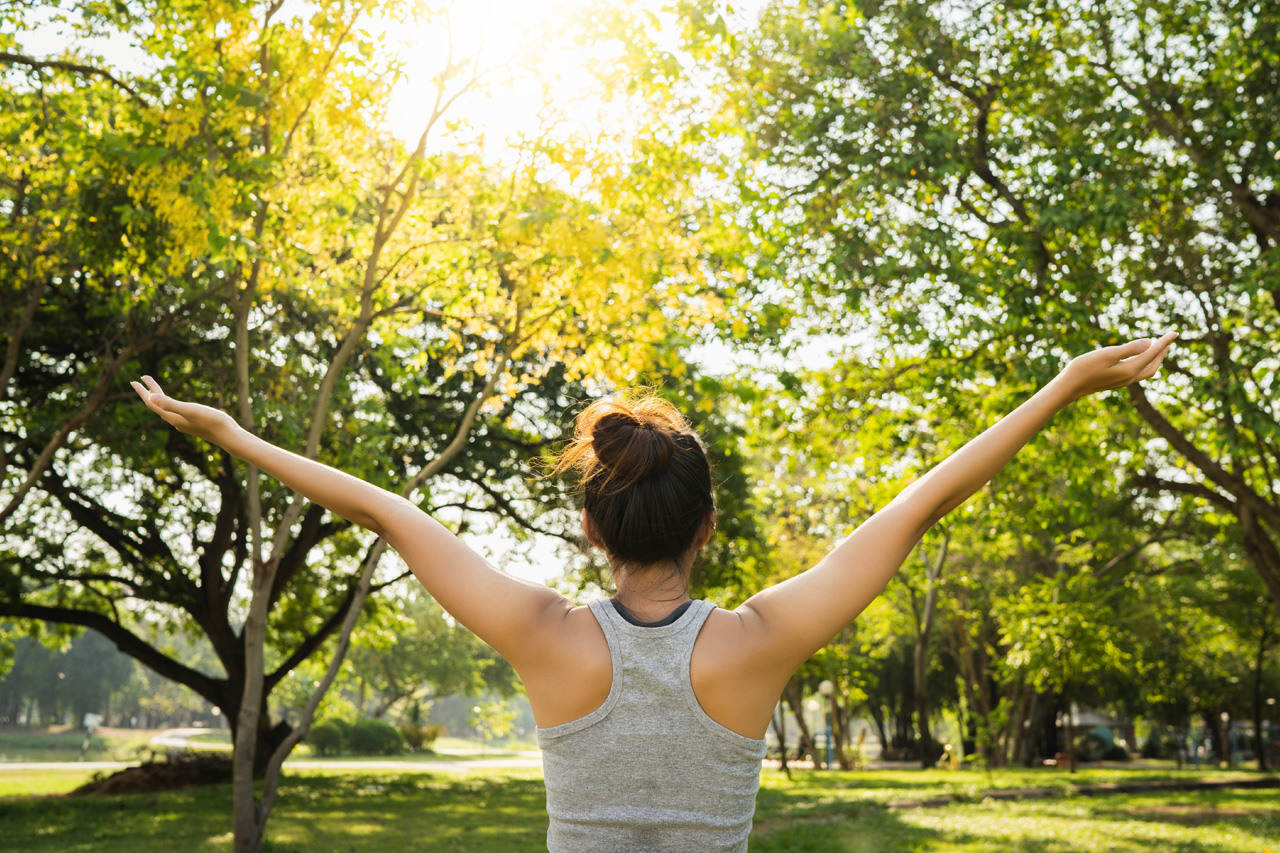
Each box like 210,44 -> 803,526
308,720 -> 346,757
401,723 -> 442,753
402,723 -> 425,753
349,718 -> 403,755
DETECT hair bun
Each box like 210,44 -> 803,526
592,410 -> 676,482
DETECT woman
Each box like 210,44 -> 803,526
132,331 -> 1175,851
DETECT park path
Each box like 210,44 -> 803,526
148,727 -> 229,750
0,728 -> 543,773
148,727 -> 543,769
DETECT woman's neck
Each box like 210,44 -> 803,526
613,564 -> 692,623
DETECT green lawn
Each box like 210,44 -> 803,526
0,766 -> 1276,852
0,727 -> 159,764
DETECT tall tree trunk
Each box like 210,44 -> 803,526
865,699 -> 888,753
1066,696 -> 1077,773
913,532 -> 949,768
897,655 -> 915,756
832,696 -> 851,770
782,681 -> 815,765
771,703 -> 790,780
1253,617 -> 1274,772
1206,711 -> 1228,766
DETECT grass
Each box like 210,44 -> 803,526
0,765 -> 1276,852
749,770 -> 1280,852
0,767 -> 103,797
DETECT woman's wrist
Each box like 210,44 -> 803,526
216,422 -> 257,458
1043,370 -> 1086,407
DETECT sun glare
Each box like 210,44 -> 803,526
382,0 -> 613,157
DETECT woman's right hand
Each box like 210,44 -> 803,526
131,375 -> 239,445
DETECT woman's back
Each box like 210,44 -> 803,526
539,600 -> 766,853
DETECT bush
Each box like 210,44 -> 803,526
307,720 -> 346,756
1104,744 -> 1132,762
1141,734 -> 1177,759
349,718 -> 403,755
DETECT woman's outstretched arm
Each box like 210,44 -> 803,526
130,376 -> 568,667
734,333 -> 1177,675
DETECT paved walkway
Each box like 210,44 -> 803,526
148,727 -> 230,750
296,757 -> 542,771
0,728 -> 542,773
0,761 -> 132,771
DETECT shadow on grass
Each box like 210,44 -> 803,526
751,807 -> 942,852
752,781 -> 1280,853
264,773 -> 549,852
0,784 -> 234,853
0,771 -> 552,853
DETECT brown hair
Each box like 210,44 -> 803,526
551,391 -> 715,570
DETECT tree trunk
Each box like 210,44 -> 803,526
1067,698 -> 1077,773
832,696 -> 851,770
782,681 -> 815,765
1206,711 -> 1228,766
770,703 -> 790,779
1254,621 -> 1273,771
914,532 -> 948,768
865,699 -> 889,754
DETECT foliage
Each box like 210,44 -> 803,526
0,626 -> 135,726
399,722 -> 442,753
467,700 -> 516,744
592,0 -> 1280,768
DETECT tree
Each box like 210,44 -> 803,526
693,0 -> 1280,624
1,3 -> 723,850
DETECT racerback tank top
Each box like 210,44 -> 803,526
536,599 -> 768,852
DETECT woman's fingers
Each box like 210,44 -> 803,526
1112,338 -> 1154,361
1128,332 -> 1177,377
141,374 -> 166,398
130,380 -> 162,413
132,376 -> 190,430
1067,332 -> 1178,398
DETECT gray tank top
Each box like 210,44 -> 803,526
537,599 -> 767,852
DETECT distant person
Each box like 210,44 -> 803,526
133,333 -> 1175,851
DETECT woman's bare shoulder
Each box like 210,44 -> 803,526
519,602 -> 613,729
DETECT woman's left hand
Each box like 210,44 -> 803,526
1059,332 -> 1178,401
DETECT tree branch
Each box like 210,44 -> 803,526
0,602 -> 224,705
1128,384 -> 1280,531
0,51 -> 145,100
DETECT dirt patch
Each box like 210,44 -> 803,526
69,753 -> 233,796
1116,804 -> 1277,827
